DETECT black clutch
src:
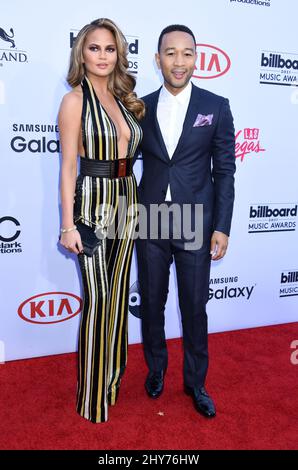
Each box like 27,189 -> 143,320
76,220 -> 102,257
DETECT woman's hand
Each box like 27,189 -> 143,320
60,230 -> 84,255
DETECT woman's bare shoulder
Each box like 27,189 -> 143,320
59,86 -> 83,123
60,86 -> 82,111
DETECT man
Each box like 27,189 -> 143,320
136,25 -> 235,418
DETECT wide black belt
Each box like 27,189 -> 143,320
80,156 -> 133,178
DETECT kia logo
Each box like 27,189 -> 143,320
193,44 -> 231,79
18,292 -> 82,324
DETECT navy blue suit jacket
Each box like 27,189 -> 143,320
137,83 -> 236,237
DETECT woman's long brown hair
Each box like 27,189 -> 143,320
67,18 -> 145,120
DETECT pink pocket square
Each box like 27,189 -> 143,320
193,113 -> 213,127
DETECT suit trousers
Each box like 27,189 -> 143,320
136,202 -> 211,388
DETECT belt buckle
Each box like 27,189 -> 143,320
118,159 -> 127,177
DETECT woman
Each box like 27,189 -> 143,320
58,18 -> 144,423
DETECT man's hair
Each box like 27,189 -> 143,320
157,24 -> 196,52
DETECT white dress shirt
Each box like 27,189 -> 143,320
157,82 -> 192,201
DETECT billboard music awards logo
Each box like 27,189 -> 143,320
209,275 -> 255,301
18,292 -> 82,324
126,35 -> 139,74
260,51 -> 298,86
11,123 -> 59,154
193,44 -> 231,79
235,128 -> 266,162
0,26 -> 28,67
279,270 -> 298,298
248,203 -> 297,233
70,30 -> 139,75
0,216 -> 22,254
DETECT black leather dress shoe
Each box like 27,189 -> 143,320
184,385 -> 216,418
145,371 -> 164,398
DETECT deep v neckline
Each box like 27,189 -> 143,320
86,77 -> 132,159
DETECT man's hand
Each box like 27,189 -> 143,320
210,231 -> 229,260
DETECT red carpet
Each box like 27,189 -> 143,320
0,322 -> 297,450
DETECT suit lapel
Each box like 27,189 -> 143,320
145,83 -> 201,163
172,83 -> 201,161
147,88 -> 170,162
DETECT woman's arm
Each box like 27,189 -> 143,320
58,91 -> 83,254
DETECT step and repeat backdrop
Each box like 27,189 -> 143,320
1,0 -> 297,361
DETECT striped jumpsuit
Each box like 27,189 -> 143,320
74,76 -> 142,423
